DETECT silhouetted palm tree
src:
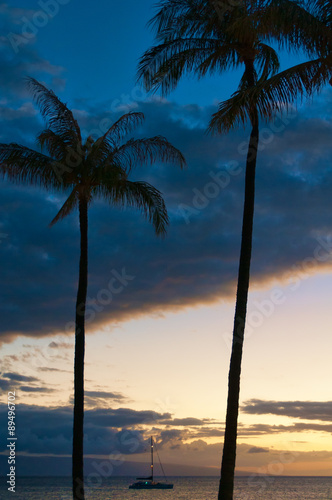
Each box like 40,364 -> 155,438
0,78 -> 185,500
137,1 -> 332,498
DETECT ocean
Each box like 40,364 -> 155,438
1,476 -> 332,499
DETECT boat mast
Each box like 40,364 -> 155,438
151,436 -> 154,481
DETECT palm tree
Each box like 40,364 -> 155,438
137,1 -> 332,498
0,78 -> 185,500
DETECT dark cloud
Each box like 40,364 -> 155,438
0,3 -> 65,146
158,428 -> 184,447
84,390 -> 126,400
38,366 -> 71,373
2,88 -> 332,342
247,446 -> 269,454
48,341 -> 72,349
242,399 -> 332,422
163,417 -> 208,426
81,390 -> 128,408
0,399 -> 330,466
193,428 -> 225,438
0,403 -> 206,456
0,371 -> 56,394
0,377 -> 12,391
85,407 -> 172,428
150,425 -> 226,443
2,371 -> 39,382
238,423 -> 275,436
19,385 -> 55,393
291,422 -> 332,433
239,422 -> 332,436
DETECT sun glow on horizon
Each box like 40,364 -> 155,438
1,272 -> 332,474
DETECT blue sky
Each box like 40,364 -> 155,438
1,0 -> 332,478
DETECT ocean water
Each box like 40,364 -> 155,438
1,476 -> 332,499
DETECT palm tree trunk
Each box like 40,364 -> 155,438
218,110 -> 259,499
72,197 -> 88,500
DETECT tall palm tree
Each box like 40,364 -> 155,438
0,78 -> 185,500
137,1 -> 332,498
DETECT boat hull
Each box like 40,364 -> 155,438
129,481 -> 173,489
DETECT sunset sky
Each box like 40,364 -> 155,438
1,0 -> 332,478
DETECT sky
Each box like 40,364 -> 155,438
1,0 -> 332,480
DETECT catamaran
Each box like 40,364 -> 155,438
129,437 -> 173,489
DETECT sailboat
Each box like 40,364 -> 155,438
129,437 -> 173,489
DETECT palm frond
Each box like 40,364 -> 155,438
2,79 -> 179,236
139,0 -> 254,95
149,0 -> 238,40
88,113 -> 145,166
255,43 -> 280,81
209,56 -> 332,133
0,143 -> 63,188
85,159 -> 127,189
260,0 -> 332,57
308,0 -> 332,23
37,129 -> 71,162
111,136 -> 186,172
195,42 -> 239,77
97,112 -> 145,144
138,38 -> 239,93
49,188 -> 79,226
26,77 -> 82,148
140,0 -> 332,104
148,0 -> 202,35
97,179 -> 169,236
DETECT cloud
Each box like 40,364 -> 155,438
84,390 -> 126,400
0,400 -> 225,459
2,91 -> 332,342
19,385 -> 55,393
81,390 -> 128,408
38,367 -> 71,373
0,377 -> 12,391
0,3 -> 65,145
239,422 -> 332,436
247,446 -> 269,454
163,417 -> 210,426
85,407 -> 172,428
2,371 -> 39,382
242,399 -> 332,422
0,403 -> 198,456
191,428 -> 225,438
0,402 -> 331,474
0,371 -> 55,394
48,341 -> 72,349
158,428 -> 184,447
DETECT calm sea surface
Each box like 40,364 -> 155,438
1,476 -> 332,499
